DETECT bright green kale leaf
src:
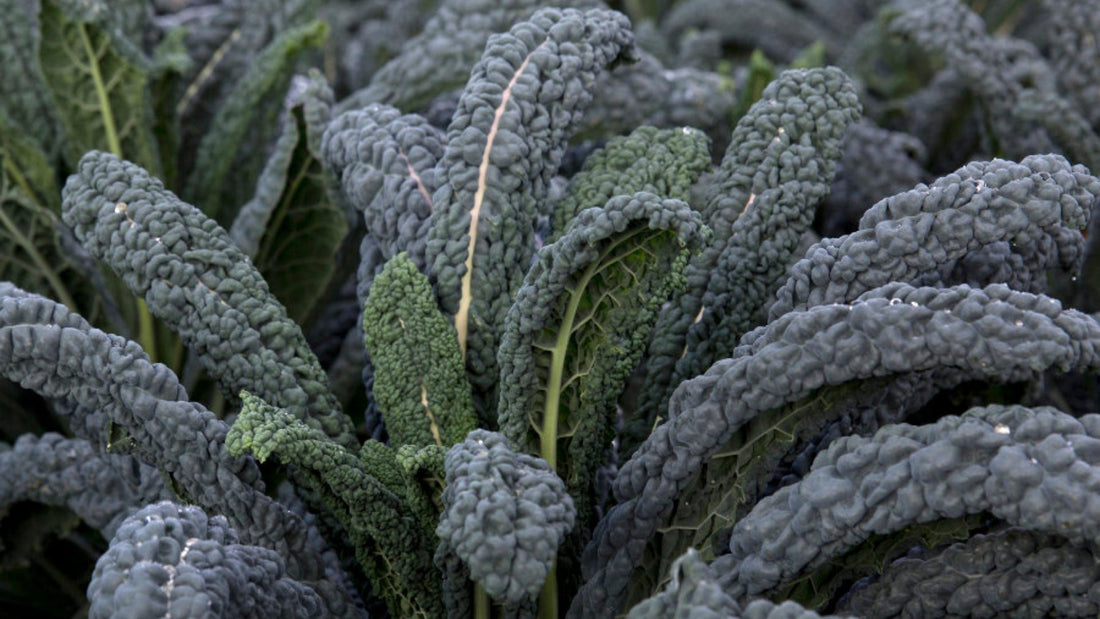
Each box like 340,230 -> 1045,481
395,443 -> 448,544
230,71 -> 349,325
61,151 -> 357,451
549,126 -> 712,240
498,192 -> 708,537
38,0 -> 159,172
362,252 -> 477,449
426,7 -> 636,420
185,19 -> 328,224
228,391 -> 444,618
358,437 -> 404,495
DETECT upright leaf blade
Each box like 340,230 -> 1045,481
62,151 -> 358,451
0,0 -> 61,155
184,19 -> 328,224
0,113 -> 79,311
231,72 -> 347,324
425,7 -> 636,419
37,0 -> 158,171
498,192 -> 708,530
361,253 -> 477,450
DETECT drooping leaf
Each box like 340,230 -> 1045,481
228,391 -> 444,618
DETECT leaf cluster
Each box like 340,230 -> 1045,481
2,1 -> 1100,618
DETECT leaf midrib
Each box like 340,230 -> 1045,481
540,224 -> 663,469
455,37 -> 549,358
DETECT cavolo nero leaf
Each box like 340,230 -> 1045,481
231,72 -> 347,325
228,391 -> 444,618
361,252 -> 477,450
37,0 -> 159,172
776,513 -> 984,610
425,7 -> 636,422
497,192 -> 709,531
185,19 -> 328,225
0,113 -> 78,311
0,0 -> 61,155
630,374 -> 943,610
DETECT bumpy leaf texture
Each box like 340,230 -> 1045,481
0,432 -> 171,539
639,66 -> 861,431
889,0 -> 1100,169
0,287 -> 356,614
61,150 -> 357,451
361,252 -> 477,449
573,281 -> 1100,617
578,52 -> 736,143
767,154 -> 1100,321
497,191 -> 708,537
627,549 -> 830,619
839,527 -> 1100,617
713,405 -> 1100,605
228,391 -> 443,617
437,429 -> 575,605
322,102 -> 444,272
1040,0 -> 1100,127
821,119 -> 929,237
339,0 -> 605,111
549,126 -> 712,239
88,501 -> 327,619
425,6 -> 636,420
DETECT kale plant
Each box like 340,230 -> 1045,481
2,0 -> 1100,617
